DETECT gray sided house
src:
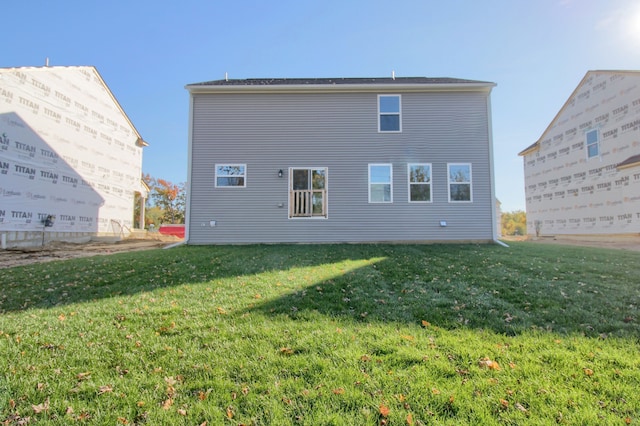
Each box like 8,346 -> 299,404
185,77 -> 497,244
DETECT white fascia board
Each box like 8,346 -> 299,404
185,82 -> 496,95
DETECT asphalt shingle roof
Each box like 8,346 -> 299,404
618,154 -> 640,169
188,76 -> 493,87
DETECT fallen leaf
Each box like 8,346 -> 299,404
217,307 -> 227,315
500,399 -> 509,408
583,368 -> 594,376
332,388 -> 345,395
479,357 -> 501,370
177,409 -> 187,416
401,335 -> 414,341
162,398 -> 173,410
117,417 -> 129,425
421,320 -> 431,327
76,372 -> 91,381
226,406 -> 234,419
32,398 -> 50,414
379,404 -> 390,418
198,391 -> 207,401
98,385 -> 113,394
515,402 -> 528,412
406,412 -> 414,425
280,347 -> 294,355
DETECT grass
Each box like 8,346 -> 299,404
0,242 -> 639,425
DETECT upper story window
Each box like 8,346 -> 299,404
408,163 -> 432,202
378,95 -> 401,132
448,163 -> 472,202
369,164 -> 393,203
586,129 -> 599,159
215,164 -> 246,187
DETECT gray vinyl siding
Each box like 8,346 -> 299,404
188,91 -> 494,243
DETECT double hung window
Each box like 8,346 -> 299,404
448,163 -> 472,202
408,163 -> 432,202
369,164 -> 393,203
586,129 -> 599,159
378,95 -> 401,132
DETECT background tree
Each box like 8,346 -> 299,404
501,210 -> 527,236
145,206 -> 165,229
144,174 -> 186,225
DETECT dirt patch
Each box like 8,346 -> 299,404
0,235 -> 183,269
504,235 -> 640,252
3,235 -> 638,269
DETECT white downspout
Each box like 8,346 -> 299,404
184,88 -> 195,245
486,89 -> 508,248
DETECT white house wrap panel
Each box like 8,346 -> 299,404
0,66 -> 146,245
519,71 -> 640,236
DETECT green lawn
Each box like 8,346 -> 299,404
1,242 -> 638,425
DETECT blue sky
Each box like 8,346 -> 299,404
5,0 -> 640,211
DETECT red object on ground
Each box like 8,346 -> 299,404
158,224 -> 185,238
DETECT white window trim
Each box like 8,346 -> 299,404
368,163 -> 393,203
407,163 -> 432,203
215,163 -> 247,188
585,129 -> 600,160
378,94 -> 402,133
447,163 -> 473,203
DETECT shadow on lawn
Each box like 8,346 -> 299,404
1,243 -> 638,337
244,243 -> 640,338
0,244 -> 386,313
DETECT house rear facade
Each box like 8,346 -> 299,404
519,70 -> 640,237
185,77 -> 497,244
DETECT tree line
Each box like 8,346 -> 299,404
134,174 -> 186,228
501,210 -> 526,236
